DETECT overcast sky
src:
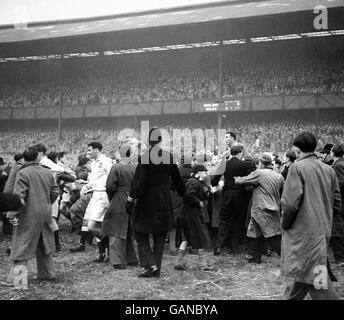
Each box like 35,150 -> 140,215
0,0 -> 226,25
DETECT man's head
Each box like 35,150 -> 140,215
230,145 -> 243,159
192,164 -> 208,181
320,143 -> 334,162
330,144 -> 344,160
292,132 -> 317,159
23,147 -> 38,162
47,151 -> 58,164
87,141 -> 103,160
78,156 -> 92,173
14,153 -> 24,162
58,151 -> 67,162
285,150 -> 296,164
259,152 -> 273,168
273,158 -> 283,173
32,143 -> 47,162
225,131 -> 236,147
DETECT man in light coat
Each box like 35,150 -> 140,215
235,152 -> 284,263
4,147 -> 59,287
281,132 -> 341,300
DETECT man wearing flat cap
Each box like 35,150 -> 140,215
235,152 -> 284,263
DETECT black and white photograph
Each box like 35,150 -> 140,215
0,0 -> 344,304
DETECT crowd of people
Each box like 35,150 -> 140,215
1,120 -> 343,164
0,126 -> 343,299
0,43 -> 343,108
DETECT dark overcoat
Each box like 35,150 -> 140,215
11,162 -> 59,261
211,157 -> 252,221
180,177 -> 210,249
171,164 -> 193,223
101,162 -> 136,238
332,157 -> 344,237
130,147 -> 185,234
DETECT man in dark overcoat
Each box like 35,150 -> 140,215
101,148 -> 138,269
127,127 -> 185,277
211,145 -> 252,255
4,147 -> 59,286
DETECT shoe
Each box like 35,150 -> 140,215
70,244 -> 85,253
37,277 -> 56,282
103,255 -> 110,263
248,257 -> 261,264
93,253 -> 106,263
213,248 -> 221,256
174,263 -> 187,271
127,262 -> 139,267
113,264 -> 126,270
55,245 -> 61,253
138,266 -> 159,278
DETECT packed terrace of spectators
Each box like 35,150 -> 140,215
1,120 -> 343,164
0,40 -> 343,108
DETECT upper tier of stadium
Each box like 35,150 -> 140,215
0,0 -> 343,59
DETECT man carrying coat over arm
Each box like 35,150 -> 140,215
281,132 -> 341,300
126,127 -> 185,278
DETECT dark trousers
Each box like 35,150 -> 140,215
109,223 -> 138,265
135,231 -> 167,275
251,235 -> 281,260
215,191 -> 246,250
331,236 -> 344,262
1,217 -> 13,235
284,281 -> 339,300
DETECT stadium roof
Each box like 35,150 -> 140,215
0,0 -> 343,58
